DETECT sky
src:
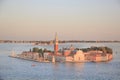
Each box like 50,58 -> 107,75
0,0 -> 120,40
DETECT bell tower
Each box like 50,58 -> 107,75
54,32 -> 58,55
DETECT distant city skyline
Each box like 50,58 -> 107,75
0,0 -> 120,40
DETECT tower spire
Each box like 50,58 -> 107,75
54,32 -> 58,55
55,32 -> 58,42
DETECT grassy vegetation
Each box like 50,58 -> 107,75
31,47 -> 53,57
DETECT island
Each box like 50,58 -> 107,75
9,33 -> 113,63
10,46 -> 113,63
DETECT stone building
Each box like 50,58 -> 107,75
73,50 -> 85,62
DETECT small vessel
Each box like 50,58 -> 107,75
31,64 -> 36,67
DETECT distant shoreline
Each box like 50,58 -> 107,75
0,40 -> 120,44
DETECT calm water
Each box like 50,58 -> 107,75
0,43 -> 120,80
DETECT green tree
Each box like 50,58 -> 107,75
38,48 -> 43,53
38,48 -> 43,57
32,47 -> 39,52
29,49 -> 32,52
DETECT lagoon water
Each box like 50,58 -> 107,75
0,43 -> 120,80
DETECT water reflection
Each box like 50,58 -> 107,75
51,62 -> 85,80
52,62 -> 84,71
65,63 -> 84,71
0,43 -> 120,80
